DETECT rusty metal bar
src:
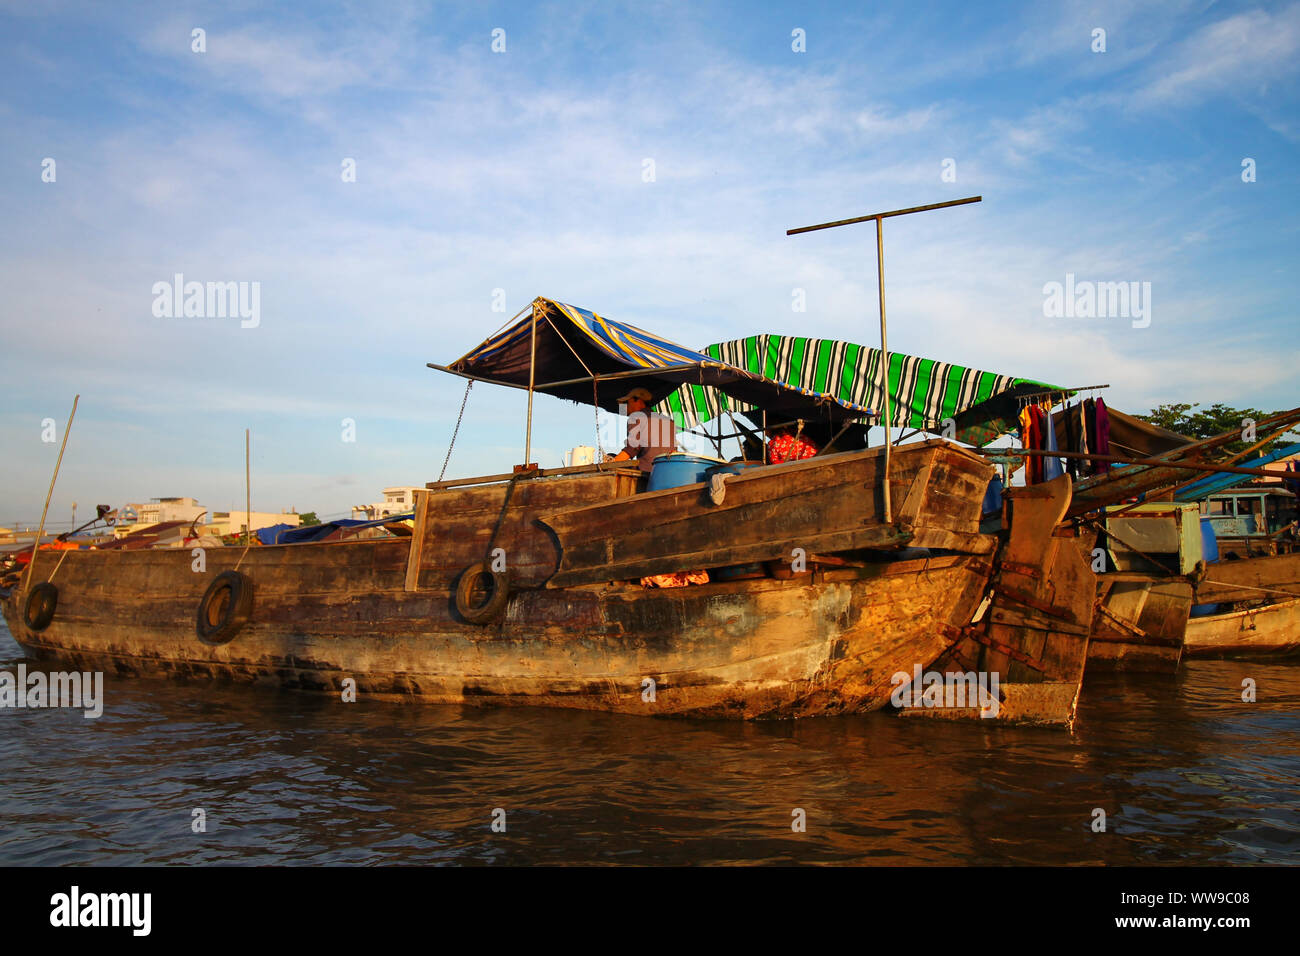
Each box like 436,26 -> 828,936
786,195 -> 982,236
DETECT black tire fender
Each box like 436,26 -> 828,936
23,582 -> 58,632
455,561 -> 511,625
196,571 -> 254,644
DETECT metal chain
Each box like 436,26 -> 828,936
593,377 -> 604,461
439,381 -> 473,481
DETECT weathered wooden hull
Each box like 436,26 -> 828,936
1193,552 -> 1300,605
0,542 -> 993,718
533,440 -> 995,588
920,476 -> 1097,728
1184,598 -> 1300,659
1086,575 -> 1193,674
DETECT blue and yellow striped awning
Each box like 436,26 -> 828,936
446,298 -> 874,426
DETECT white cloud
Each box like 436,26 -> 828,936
1132,5 -> 1300,106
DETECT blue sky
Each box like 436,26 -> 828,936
1,0 -> 1297,528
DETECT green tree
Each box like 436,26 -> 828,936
297,511 -> 322,526
1137,403 -> 1300,456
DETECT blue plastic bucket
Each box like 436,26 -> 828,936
647,454 -> 717,491
1199,516 -> 1220,564
1190,517 -> 1221,617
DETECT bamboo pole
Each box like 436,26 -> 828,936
1102,421 -> 1300,519
978,446 -> 1287,479
1165,422 -> 1300,498
24,394 -> 79,592
235,428 -> 253,567
424,459 -> 641,491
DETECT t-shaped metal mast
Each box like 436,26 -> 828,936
787,195 -> 982,523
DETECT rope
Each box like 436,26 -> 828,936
1199,579 -> 1300,599
46,549 -> 70,583
439,380 -> 474,482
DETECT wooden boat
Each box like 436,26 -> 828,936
1087,575 -> 1193,673
1080,503 -> 1201,674
1032,411 -> 1300,673
3,464 -> 1003,717
1181,550 -> 1300,659
1192,550 -> 1300,605
3,299 -> 1036,720
920,475 -> 1097,728
1184,597 -> 1300,658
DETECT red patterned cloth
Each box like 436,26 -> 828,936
641,570 -> 710,588
769,433 -> 819,463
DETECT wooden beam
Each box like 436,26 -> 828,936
979,447 -> 1288,479
426,460 -> 641,491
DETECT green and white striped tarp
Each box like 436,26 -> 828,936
657,334 -> 1064,447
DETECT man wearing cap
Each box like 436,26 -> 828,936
608,387 -> 677,482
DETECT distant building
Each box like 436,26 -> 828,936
352,486 -> 421,521
111,497 -> 302,539
121,496 -> 206,527
206,510 -> 302,537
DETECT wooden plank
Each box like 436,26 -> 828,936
404,489 -> 429,592
417,472 -> 635,589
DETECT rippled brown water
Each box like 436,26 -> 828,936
2,621 -> 1297,865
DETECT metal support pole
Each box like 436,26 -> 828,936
525,302 -> 538,466
786,196 -> 981,525
876,215 -> 892,523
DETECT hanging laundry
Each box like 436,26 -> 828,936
1095,397 -> 1112,473
1062,400 -> 1079,480
1043,404 -> 1064,481
982,474 -> 1004,514
1084,399 -> 1098,477
1027,404 -> 1045,484
1034,404 -> 1050,483
1018,406 -> 1036,484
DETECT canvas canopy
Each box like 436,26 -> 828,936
442,298 -> 874,427
1052,403 -> 1192,461
658,334 -> 1064,446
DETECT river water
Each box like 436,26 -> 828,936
2,620 -> 1297,866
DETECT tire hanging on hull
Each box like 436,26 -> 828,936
23,582 -> 58,632
455,561 -> 511,624
196,571 -> 254,644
